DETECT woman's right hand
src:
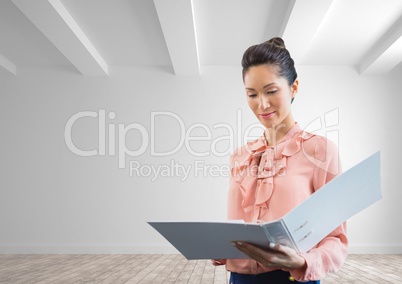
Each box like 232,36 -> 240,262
211,259 -> 226,266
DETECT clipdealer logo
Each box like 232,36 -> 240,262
64,108 -> 340,179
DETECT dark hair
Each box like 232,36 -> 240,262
241,37 -> 297,102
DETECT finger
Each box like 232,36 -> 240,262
233,241 -> 270,256
211,259 -> 225,266
270,242 -> 296,256
232,242 -> 278,266
268,242 -> 282,252
219,259 -> 227,265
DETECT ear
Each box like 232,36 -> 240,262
291,79 -> 299,100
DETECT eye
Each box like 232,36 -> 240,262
267,90 -> 277,95
248,94 -> 257,98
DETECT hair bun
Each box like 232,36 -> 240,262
266,37 -> 286,48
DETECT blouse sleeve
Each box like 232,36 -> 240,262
289,137 -> 348,281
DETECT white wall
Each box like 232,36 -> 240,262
0,63 -> 401,254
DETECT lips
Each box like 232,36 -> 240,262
259,111 -> 275,119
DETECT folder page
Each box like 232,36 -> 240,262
282,151 -> 382,253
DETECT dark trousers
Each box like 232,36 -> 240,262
229,270 -> 320,284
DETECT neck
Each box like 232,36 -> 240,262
264,117 -> 295,146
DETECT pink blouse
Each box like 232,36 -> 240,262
226,123 -> 348,281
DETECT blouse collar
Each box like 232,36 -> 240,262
248,122 -> 302,152
233,122 -> 315,170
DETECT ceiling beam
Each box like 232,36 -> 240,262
278,0 -> 296,38
0,53 -> 16,75
12,0 -> 108,76
359,16 -> 402,75
281,0 -> 334,64
153,0 -> 200,76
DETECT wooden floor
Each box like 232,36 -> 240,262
0,254 -> 401,283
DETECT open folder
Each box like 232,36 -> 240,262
148,151 -> 382,260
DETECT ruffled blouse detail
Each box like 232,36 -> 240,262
231,124 -> 314,222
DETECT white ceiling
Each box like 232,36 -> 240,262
0,0 -> 401,76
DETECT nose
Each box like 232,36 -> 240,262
258,94 -> 270,110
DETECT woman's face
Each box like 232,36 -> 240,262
244,64 -> 298,130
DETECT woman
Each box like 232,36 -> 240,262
212,37 -> 348,283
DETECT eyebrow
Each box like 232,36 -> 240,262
245,82 -> 276,91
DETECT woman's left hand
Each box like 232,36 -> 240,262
232,241 -> 306,271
